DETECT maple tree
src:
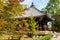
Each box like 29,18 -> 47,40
0,0 -> 26,31
0,0 -> 25,18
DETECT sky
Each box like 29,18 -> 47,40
21,0 -> 49,10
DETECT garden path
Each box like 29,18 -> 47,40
51,33 -> 60,40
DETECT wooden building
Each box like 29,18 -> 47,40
11,3 -> 53,31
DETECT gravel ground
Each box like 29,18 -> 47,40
51,36 -> 60,40
51,33 -> 60,40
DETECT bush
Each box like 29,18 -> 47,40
27,32 -> 34,37
33,34 -> 53,40
38,34 -> 45,36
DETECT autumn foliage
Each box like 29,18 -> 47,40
0,19 -> 8,27
0,0 -> 37,33
0,0 -> 26,31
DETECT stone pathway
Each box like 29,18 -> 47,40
51,36 -> 60,40
51,33 -> 60,40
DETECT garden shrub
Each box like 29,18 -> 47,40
27,32 -> 34,37
33,34 -> 53,40
38,34 -> 45,36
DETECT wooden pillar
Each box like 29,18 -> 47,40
43,25 -> 48,31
